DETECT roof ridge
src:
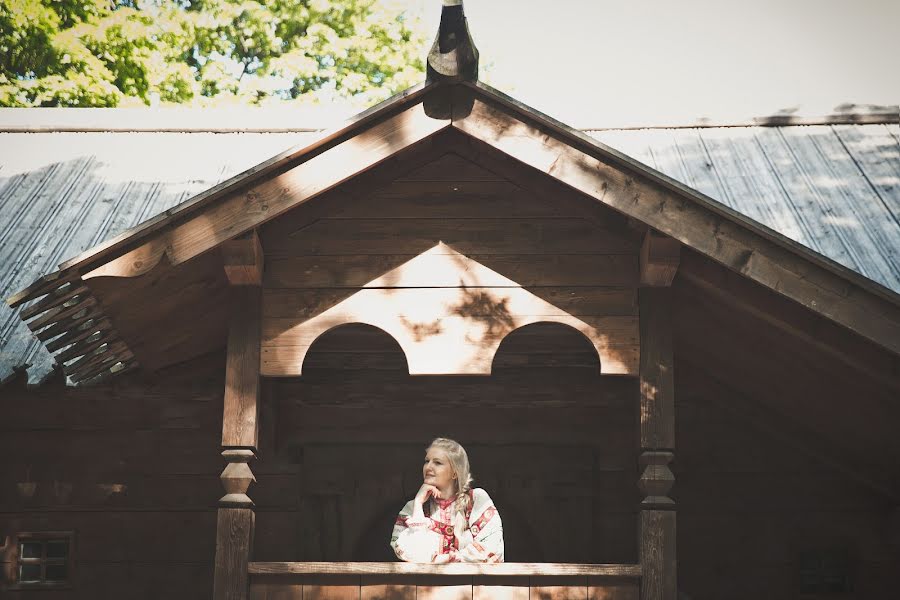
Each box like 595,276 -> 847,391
0,106 -> 896,133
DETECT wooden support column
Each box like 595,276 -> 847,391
638,230 -> 678,600
214,232 -> 262,600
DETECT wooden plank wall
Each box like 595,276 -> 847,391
0,353 -> 226,599
258,147 -> 643,377
261,363 -> 640,565
672,255 -> 900,599
674,367 -> 899,599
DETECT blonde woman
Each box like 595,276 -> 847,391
391,438 -> 504,563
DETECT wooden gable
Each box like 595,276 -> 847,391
9,81 -> 899,386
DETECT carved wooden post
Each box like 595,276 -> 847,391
638,231 -> 679,600
214,232 -> 263,600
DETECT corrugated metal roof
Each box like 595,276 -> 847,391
2,123 -> 898,383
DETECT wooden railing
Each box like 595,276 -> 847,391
248,562 -> 641,599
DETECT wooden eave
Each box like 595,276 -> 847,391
7,81 -> 900,384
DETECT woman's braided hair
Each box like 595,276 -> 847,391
428,437 -> 474,524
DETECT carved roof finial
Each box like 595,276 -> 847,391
426,0 -> 479,83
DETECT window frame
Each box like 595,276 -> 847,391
4,531 -> 76,591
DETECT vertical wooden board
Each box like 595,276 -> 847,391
588,578 -> 639,600
639,510 -> 676,600
639,288 -> 674,450
473,576 -> 529,600
223,286 -> 262,449
416,576 -> 473,600
213,507 -> 255,600
530,576 -> 588,599
304,575 -> 361,599
361,575 -> 415,600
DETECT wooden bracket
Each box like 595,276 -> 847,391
222,230 -> 264,286
640,230 -> 680,287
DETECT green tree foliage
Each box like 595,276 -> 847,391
0,0 -> 426,107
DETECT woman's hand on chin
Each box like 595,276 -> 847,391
414,483 -> 442,507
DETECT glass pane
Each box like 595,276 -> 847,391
19,563 -> 42,582
46,540 -> 69,559
45,563 -> 68,581
20,541 -> 42,559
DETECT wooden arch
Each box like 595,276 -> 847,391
261,243 -> 638,376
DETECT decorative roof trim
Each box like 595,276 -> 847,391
426,0 -> 479,84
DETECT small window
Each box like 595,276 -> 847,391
798,547 -> 853,595
9,532 -> 74,589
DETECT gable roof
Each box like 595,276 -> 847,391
3,82 -> 899,384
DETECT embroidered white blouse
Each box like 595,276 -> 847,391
390,488 -> 504,563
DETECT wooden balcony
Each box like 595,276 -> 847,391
248,562 -> 641,599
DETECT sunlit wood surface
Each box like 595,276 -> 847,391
249,563 -> 641,600
262,243 -> 638,376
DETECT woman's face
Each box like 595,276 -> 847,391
423,447 -> 456,493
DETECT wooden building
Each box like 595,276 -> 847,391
2,3 -> 899,598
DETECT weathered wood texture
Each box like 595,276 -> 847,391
248,563 -> 642,576
452,84 -> 900,356
222,231 -> 264,286
222,287 -> 262,449
2,327 -> 898,599
639,232 -> 680,287
638,289 -> 674,451
674,370 -> 900,599
86,250 -> 231,372
638,511 -> 675,600
675,251 -> 900,498
248,573 -> 639,600
637,288 -> 676,600
82,98 -> 449,280
259,146 -> 643,377
0,355 -> 224,598
213,507 -> 254,600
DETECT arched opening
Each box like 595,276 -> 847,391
491,321 -> 601,376
300,322 -> 409,381
266,323 -> 637,564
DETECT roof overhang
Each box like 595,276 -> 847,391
7,80 -> 900,382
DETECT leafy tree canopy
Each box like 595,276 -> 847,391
0,0 -> 427,107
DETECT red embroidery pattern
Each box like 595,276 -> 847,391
470,506 -> 496,537
397,491 -> 487,559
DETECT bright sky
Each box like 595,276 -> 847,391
406,0 -> 900,126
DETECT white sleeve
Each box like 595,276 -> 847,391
455,488 -> 504,563
390,500 -> 442,563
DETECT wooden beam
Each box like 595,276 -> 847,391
222,287 -> 261,449
215,284 -> 261,600
679,251 -> 900,393
639,289 -> 675,450
640,231 -> 680,287
82,99 -> 451,280
639,511 -> 676,600
248,563 -> 642,577
57,82 -> 434,273
638,288 -> 676,600
450,86 -> 900,357
222,231 -> 264,286
214,507 -> 254,600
